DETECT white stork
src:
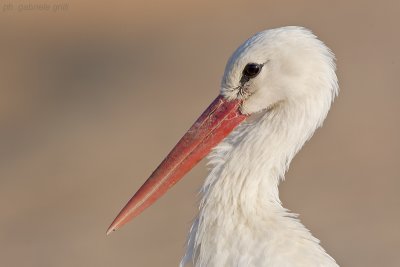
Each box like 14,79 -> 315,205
107,26 -> 339,267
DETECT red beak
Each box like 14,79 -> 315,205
106,95 -> 247,235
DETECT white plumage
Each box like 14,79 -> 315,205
108,25 -> 339,267
181,26 -> 339,267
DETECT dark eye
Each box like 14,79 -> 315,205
242,63 -> 263,78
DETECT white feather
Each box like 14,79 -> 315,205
181,26 -> 339,267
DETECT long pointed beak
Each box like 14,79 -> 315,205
107,95 -> 247,235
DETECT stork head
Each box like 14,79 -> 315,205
107,26 -> 338,234
222,26 -> 338,115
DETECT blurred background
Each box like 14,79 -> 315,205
0,0 -> 399,266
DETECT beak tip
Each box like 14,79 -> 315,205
106,227 -> 116,235
106,224 -> 117,236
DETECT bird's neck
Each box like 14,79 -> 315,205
182,100 -> 337,266
202,100 -> 323,216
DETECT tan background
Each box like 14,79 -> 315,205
1,0 -> 399,266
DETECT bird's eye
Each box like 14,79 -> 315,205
242,63 -> 262,78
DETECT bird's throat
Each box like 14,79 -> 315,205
203,106 -> 307,217
181,103 -> 330,266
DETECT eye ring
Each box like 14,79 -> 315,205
242,63 -> 263,78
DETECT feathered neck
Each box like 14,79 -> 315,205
181,99 -> 338,267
